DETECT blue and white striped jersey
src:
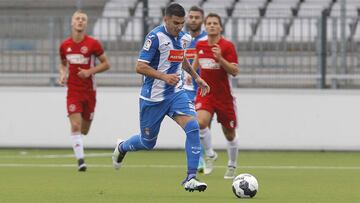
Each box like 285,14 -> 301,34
138,25 -> 192,102
183,30 -> 208,92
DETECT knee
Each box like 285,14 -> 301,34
184,119 -> 200,133
81,129 -> 89,135
197,120 -> 207,130
71,121 -> 81,133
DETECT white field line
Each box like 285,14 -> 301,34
0,163 -> 360,170
0,153 -> 360,170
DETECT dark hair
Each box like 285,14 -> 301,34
188,6 -> 204,17
165,3 -> 185,17
204,13 -> 223,28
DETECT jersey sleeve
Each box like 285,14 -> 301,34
59,43 -> 66,61
223,42 -> 238,65
138,33 -> 159,63
93,39 -> 105,57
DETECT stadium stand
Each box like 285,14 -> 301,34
1,0 -> 360,88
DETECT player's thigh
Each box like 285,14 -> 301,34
169,92 -> 197,128
82,91 -> 96,121
216,101 -> 237,129
221,125 -> 236,141
196,110 -> 213,129
69,113 -> 83,132
139,99 -> 167,139
81,119 -> 92,135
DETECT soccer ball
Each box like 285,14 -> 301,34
232,173 -> 258,198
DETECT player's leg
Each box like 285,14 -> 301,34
217,103 -> 238,179
68,113 -> 87,171
185,90 -> 205,173
197,110 -> 217,175
112,99 -> 165,169
222,126 -> 238,179
171,92 -> 207,192
67,93 -> 87,172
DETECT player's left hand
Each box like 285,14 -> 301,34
77,67 -> 91,79
195,77 -> 210,96
211,44 -> 222,61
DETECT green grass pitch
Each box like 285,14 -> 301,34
0,149 -> 360,203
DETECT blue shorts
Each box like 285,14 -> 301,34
184,89 -> 196,103
139,91 -> 196,141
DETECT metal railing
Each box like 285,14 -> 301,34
0,15 -> 359,88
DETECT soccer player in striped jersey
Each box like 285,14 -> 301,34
58,10 -> 110,171
112,3 -> 210,192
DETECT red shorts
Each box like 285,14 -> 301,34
67,90 -> 96,121
195,95 -> 237,129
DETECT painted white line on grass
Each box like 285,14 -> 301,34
0,163 -> 360,170
0,153 -> 112,159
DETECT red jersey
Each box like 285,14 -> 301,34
195,37 -> 238,100
59,35 -> 104,92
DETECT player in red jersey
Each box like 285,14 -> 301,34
58,10 -> 110,171
192,13 -> 240,179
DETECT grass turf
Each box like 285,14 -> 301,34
0,149 -> 360,203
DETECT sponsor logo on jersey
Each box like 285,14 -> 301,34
80,46 -> 88,54
199,58 -> 220,69
167,49 -> 185,62
66,54 -> 90,65
143,39 -> 152,51
185,49 -> 196,59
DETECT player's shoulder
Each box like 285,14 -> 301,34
85,35 -> 102,44
220,37 -> 235,47
196,39 -> 208,46
179,31 -> 191,42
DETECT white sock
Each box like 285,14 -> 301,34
71,133 -> 84,160
200,127 -> 215,157
227,134 -> 239,168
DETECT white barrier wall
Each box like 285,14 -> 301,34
1,87 -> 360,150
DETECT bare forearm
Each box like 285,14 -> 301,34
182,59 -> 199,80
88,61 -> 110,75
218,57 -> 239,76
136,61 -> 165,80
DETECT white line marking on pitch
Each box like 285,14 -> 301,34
0,163 -> 360,170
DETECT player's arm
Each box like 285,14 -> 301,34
212,44 -> 239,77
136,61 -> 180,86
58,59 -> 67,86
182,55 -> 210,96
77,54 -> 110,79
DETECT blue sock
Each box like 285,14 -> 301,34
119,134 -> 148,152
184,119 -> 201,177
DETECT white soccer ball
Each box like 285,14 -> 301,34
232,173 -> 259,198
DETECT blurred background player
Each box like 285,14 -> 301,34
192,13 -> 240,179
58,10 -> 110,171
112,3 -> 210,192
183,5 -> 208,173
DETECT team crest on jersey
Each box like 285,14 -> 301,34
182,39 -> 188,49
80,46 -> 88,54
68,104 -> 76,112
143,39 -> 152,51
67,47 -> 72,52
